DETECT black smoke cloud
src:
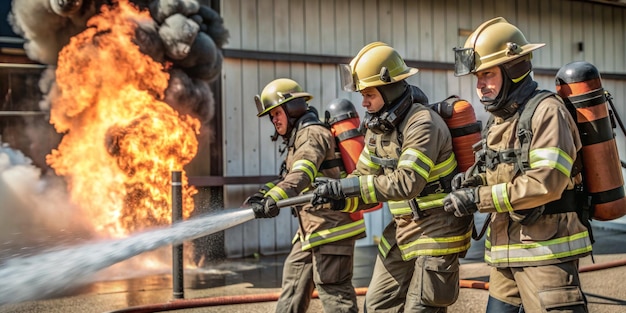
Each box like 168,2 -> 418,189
8,0 -> 229,130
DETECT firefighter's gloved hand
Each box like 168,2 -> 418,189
313,177 -> 360,200
243,191 -> 264,207
461,174 -> 486,188
451,173 -> 485,191
251,197 -> 280,219
451,173 -> 465,191
312,196 -> 346,211
443,188 -> 479,217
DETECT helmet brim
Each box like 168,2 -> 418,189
473,43 -> 545,74
257,92 -> 313,117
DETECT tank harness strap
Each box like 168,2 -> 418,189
516,90 -> 554,175
369,155 -> 398,168
449,121 -> 483,137
288,111 -> 345,173
336,128 -> 362,141
319,158 -> 344,171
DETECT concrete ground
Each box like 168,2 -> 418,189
1,222 -> 626,313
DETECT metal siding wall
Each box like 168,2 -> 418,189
221,0 -> 626,257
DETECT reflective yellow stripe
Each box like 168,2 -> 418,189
267,186 -> 288,201
260,182 -> 276,193
485,231 -> 592,265
416,193 -> 447,210
491,183 -> 513,212
397,148 -> 432,180
300,219 -> 366,250
360,175 -> 378,204
359,149 -> 380,171
529,147 -> 573,177
378,235 -> 392,258
388,195 -> 447,215
342,197 -> 359,213
428,153 -> 457,182
398,230 -> 472,259
291,159 -> 317,181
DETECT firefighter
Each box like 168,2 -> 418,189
312,42 -> 474,312
246,78 -> 366,313
445,17 -> 593,313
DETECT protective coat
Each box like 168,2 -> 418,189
476,93 -> 593,267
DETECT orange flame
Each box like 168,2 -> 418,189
47,0 -> 199,237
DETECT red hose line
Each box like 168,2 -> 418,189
105,259 -> 626,313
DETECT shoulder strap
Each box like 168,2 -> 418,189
516,90 -> 556,173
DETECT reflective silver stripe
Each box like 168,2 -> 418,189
291,159 -> 318,182
397,148 -> 432,180
427,153 -> 457,183
491,183 -> 513,213
529,147 -> 573,177
399,230 -> 472,259
359,149 -> 380,171
267,186 -> 289,201
485,231 -> 592,265
359,175 -> 378,204
300,219 -> 366,250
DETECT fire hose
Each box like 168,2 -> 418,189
105,258 -> 626,313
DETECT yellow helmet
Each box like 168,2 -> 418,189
254,78 -> 313,117
339,42 -> 418,92
453,17 -> 545,76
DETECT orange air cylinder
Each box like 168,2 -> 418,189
432,96 -> 483,172
555,61 -> 626,221
325,99 -> 382,218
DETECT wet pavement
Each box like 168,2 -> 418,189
2,221 -> 626,313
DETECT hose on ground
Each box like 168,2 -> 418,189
105,258 -> 626,313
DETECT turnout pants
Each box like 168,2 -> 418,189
365,243 -> 461,313
275,240 -> 358,313
487,260 -> 587,313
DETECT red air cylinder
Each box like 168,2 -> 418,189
325,99 -> 382,218
555,61 -> 626,221
431,96 -> 483,172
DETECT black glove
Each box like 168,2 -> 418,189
451,173 -> 465,191
443,188 -> 479,217
243,191 -> 265,207
313,177 -> 345,200
461,174 -> 486,188
251,197 -> 280,219
451,173 -> 485,191
311,195 -> 346,211
313,176 -> 360,198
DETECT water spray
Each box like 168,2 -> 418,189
0,206 -> 254,305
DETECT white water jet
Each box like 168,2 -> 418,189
0,208 -> 254,305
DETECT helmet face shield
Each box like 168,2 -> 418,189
453,47 -> 475,76
254,95 -> 265,115
339,63 -> 357,92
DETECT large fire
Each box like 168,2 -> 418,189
46,0 -> 199,237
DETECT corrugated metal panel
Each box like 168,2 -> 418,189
221,0 -> 626,257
